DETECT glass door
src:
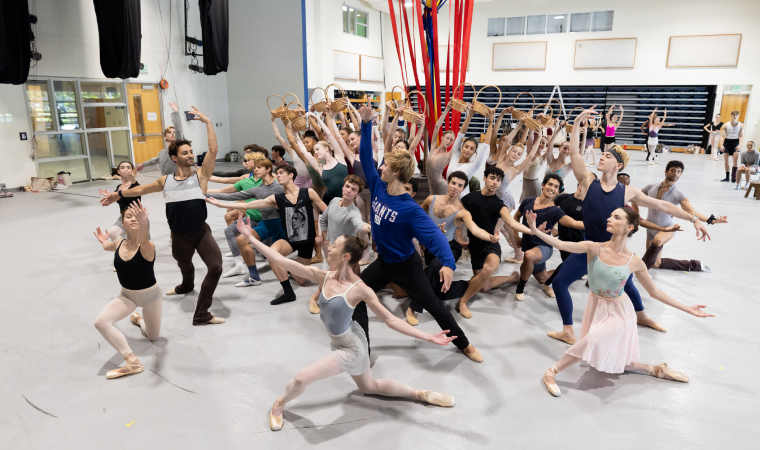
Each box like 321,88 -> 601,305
127,83 -> 164,164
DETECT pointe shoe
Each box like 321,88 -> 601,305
205,317 -> 225,324
462,345 -> 484,363
547,331 -> 576,345
406,308 -> 419,326
650,363 -> 689,383
455,303 -> 473,319
542,285 -> 555,298
543,367 -> 561,397
269,407 -> 284,431
637,318 -> 667,332
418,390 -> 455,407
503,256 -> 523,264
130,312 -> 142,327
515,293 -> 526,301
309,302 -> 320,314
106,358 -> 143,379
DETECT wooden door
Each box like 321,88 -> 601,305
127,83 -> 164,163
720,94 -> 749,122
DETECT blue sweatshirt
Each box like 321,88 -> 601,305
360,121 -> 456,270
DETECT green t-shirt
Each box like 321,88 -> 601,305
233,175 -> 263,222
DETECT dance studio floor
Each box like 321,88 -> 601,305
1,152 -> 758,449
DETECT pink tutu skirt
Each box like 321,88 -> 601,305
565,292 -> 640,374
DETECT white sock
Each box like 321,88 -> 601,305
234,256 -> 244,266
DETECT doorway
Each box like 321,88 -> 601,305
127,83 -> 164,164
720,93 -> 749,121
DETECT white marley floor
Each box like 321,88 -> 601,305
1,151 -> 758,449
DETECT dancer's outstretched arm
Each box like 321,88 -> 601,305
94,227 -> 119,251
526,210 -> 594,254
630,257 -> 714,318
206,195 -> 277,211
455,209 -> 500,242
567,109 -> 599,191
626,187 -> 710,241
100,177 -> 166,206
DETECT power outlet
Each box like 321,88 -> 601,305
1,183 -> 6,190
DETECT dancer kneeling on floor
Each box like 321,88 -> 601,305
93,200 -> 162,379
236,225 -> 456,431
524,207 -> 714,397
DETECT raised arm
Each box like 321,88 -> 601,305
289,124 -> 321,169
358,106 -> 380,191
192,107 -> 219,187
490,106 -> 512,152
459,104 -> 475,134
409,119 -> 425,152
318,112 -> 350,165
630,257 -> 714,318
432,103 -> 452,145
363,288 -> 455,345
347,103 -> 361,130
170,101 -> 184,140
384,105 -> 404,154
93,226 -> 119,251
567,109 -> 598,190
606,103 -> 615,122
616,106 -> 624,125
507,129 -> 541,181
126,200 -> 155,259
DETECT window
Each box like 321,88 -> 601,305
506,17 -> 526,36
570,13 -> 591,33
343,4 -> 369,38
547,14 -> 567,33
53,80 -> 80,130
487,18 -> 505,37
526,15 -> 546,35
26,80 -> 53,132
592,11 -> 614,31
80,81 -> 123,103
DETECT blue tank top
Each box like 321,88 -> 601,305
318,272 -> 362,335
582,179 -> 625,242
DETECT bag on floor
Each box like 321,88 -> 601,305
57,172 -> 72,186
31,177 -> 55,191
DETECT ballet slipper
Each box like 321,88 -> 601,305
543,366 -> 561,397
309,301 -> 320,314
547,331 -> 576,345
107,357 -> 143,379
269,398 -> 284,431
542,285 -> 555,298
649,363 -> 689,383
455,303 -> 473,319
515,293 -> 526,301
503,257 -> 523,264
418,390 -> 455,407
204,317 -> 225,324
130,312 -> 142,327
406,308 -> 419,326
637,318 -> 667,333
359,259 -> 371,266
462,345 -> 484,363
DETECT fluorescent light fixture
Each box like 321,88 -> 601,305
554,15 -> 565,19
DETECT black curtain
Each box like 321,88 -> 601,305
0,0 -> 31,85
199,0 -> 228,75
93,0 -> 141,79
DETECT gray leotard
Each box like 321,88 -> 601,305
545,163 -> 571,180
495,170 -> 516,210
319,273 -> 362,335
427,151 -> 451,196
427,196 -> 458,242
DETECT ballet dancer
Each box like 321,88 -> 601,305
135,101 -> 183,174
719,110 -> 745,182
703,113 -> 724,161
426,102 -> 458,195
207,165 -> 327,305
521,127 -> 563,203
237,226 -> 455,431
646,108 -> 674,164
347,127 -> 378,265
735,141 -> 759,189
272,112 -> 313,189
637,160 -> 728,273
405,170 -> 501,325
545,108 -> 711,346
447,104 -> 495,199
525,208 -> 714,397
456,165 -> 534,319
545,129 -> 574,182
106,161 -> 149,242
93,200 -> 162,378
101,107 -> 225,325
353,104 -> 483,362
512,174 -> 584,301
603,103 -> 623,151
271,145 -> 290,170
582,118 -> 598,166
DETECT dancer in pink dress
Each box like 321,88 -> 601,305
524,207 -> 714,397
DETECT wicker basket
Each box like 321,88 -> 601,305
451,82 -> 474,112
326,83 -> 349,114
565,107 -> 585,133
290,114 -> 309,132
472,85 -> 501,116
390,85 -> 408,110
282,102 -> 305,122
267,94 -> 287,119
511,92 -> 535,121
310,87 -> 328,113
536,103 -> 555,128
403,90 -> 427,124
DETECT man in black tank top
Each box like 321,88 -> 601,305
101,107 -> 226,325
207,165 -> 328,305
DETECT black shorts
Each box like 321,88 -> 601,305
470,241 -> 501,271
289,242 -> 314,259
605,136 -> 615,145
724,138 -> 740,155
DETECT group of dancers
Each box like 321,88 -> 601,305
94,96 -> 723,430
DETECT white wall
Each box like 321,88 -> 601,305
0,0 -> 231,188
380,0 -> 760,142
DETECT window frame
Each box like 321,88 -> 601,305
526,15 -> 547,35
591,10 -> 614,32
505,16 -> 526,36
487,17 -> 506,37
343,3 -> 369,39
547,14 -> 568,34
23,77 -> 138,182
569,12 -> 592,33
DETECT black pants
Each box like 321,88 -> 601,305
353,252 -> 470,350
171,223 -> 223,324
409,240 -> 468,312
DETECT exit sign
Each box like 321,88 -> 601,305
732,86 -> 741,92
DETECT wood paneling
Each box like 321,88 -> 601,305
126,83 -> 163,163
132,135 -> 165,164
720,94 -> 749,122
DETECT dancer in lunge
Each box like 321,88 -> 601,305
735,141 -> 759,189
719,110 -> 745,182
93,200 -> 162,379
512,174 -> 584,301
353,104 -> 484,362
456,166 -> 534,319
207,165 -> 327,305
603,103 -> 623,151
238,227 -> 455,431
525,208 -> 714,397
101,107 -> 225,325
636,160 -> 728,273
703,113 -> 724,161
135,101 -> 184,174
545,108 -> 711,346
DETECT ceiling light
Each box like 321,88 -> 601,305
554,15 -> 565,19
